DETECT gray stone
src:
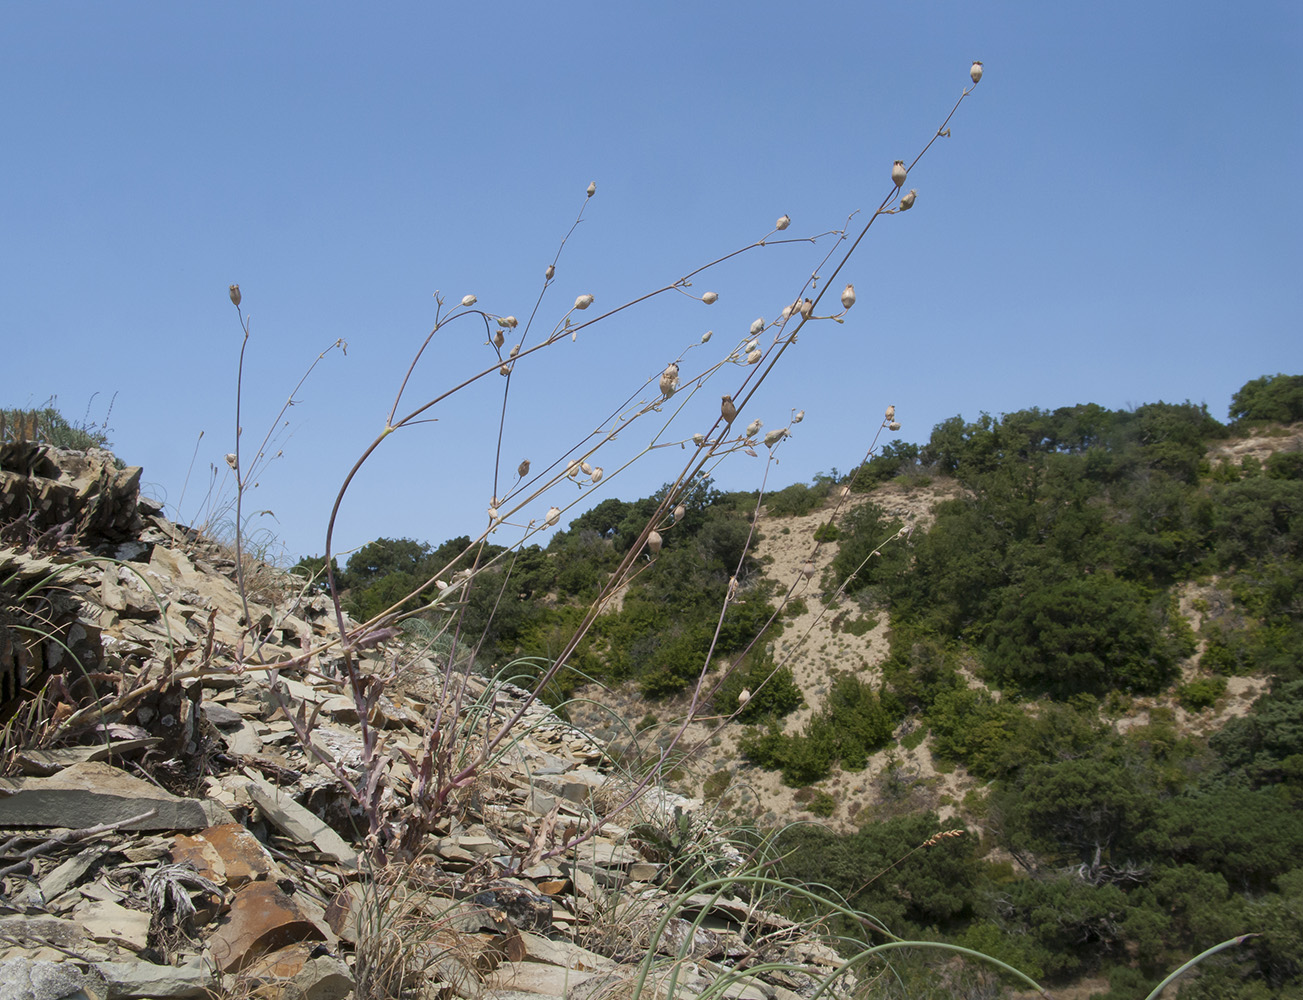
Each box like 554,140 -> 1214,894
244,776 -> 357,867
0,957 -> 104,1000
0,762 -> 231,831
93,958 -> 215,999
291,955 -> 354,1000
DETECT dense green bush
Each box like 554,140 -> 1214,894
984,573 -> 1183,697
1229,373 -> 1303,424
740,673 -> 898,784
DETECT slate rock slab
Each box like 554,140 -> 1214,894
0,761 -> 231,831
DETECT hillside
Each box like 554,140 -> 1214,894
5,376 -> 1303,999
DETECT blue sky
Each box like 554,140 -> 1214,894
2,3 -> 1299,563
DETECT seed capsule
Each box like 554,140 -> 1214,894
970,61 -> 983,84
889,421 -> 901,431
590,467 -> 603,483
581,462 -> 593,475
738,688 -> 751,706
800,559 -> 816,580
493,330 -> 505,348
746,349 -> 762,365
587,181 -> 596,197
567,460 -> 580,478
841,284 -> 856,309
647,530 -> 663,555
900,189 -> 916,211
750,317 -> 765,336
885,404 -> 896,421
228,284 -> 241,307
673,503 -> 686,522
500,364 -> 512,376
745,418 -> 762,438
518,459 -> 531,477
692,433 -> 706,446
224,453 -> 238,469
702,292 -> 718,305
545,507 -> 561,527
793,410 -> 805,424
764,427 -> 787,447
545,264 -> 555,280
721,395 -> 737,424
799,298 -> 815,320
660,362 -> 680,398
574,294 -> 594,310
776,214 -> 791,230
892,160 -> 907,187
461,294 -> 477,307
487,508 -> 499,521
701,330 -> 713,344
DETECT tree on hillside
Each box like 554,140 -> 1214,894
1229,373 -> 1303,424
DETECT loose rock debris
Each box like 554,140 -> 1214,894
0,446 -> 850,999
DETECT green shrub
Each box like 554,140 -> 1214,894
1229,373 -> 1303,424
812,520 -> 840,542
805,790 -> 836,817
1178,676 -> 1227,711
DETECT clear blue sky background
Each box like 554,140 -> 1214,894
3,3 -> 1299,563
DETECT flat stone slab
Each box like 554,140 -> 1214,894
0,761 -> 230,831
244,775 -> 357,868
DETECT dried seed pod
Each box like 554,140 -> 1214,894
493,330 -> 505,348
841,284 -> 856,310
776,214 -> 791,231
889,421 -> 901,431
461,294 -> 477,307
659,362 -> 680,398
647,530 -> 663,555
764,427 -> 787,447
692,433 -> 706,446
745,418 -> 762,438
800,298 -> 815,320
502,315 -> 519,328
899,189 -> 916,211
487,507 -> 499,521
228,284 -> 241,307
702,292 -> 718,305
567,460 -> 580,478
800,559 -> 816,580
885,404 -> 896,422
737,687 -> 751,706
839,485 -> 851,498
746,349 -> 762,365
721,395 -> 737,424
436,579 -> 450,591
580,463 -> 592,477
545,264 -> 555,280
587,181 -> 596,197
500,364 -> 512,376
892,160 -> 907,187
574,294 -> 594,310
701,330 -> 713,344
970,60 -> 983,84
793,410 -> 805,424
545,506 -> 561,527
518,459 -> 531,478
749,317 -> 765,336
673,503 -> 686,522
590,467 -> 603,483
509,344 -> 520,358
224,453 -> 238,470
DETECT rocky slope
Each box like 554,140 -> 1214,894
0,447 -> 849,1000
